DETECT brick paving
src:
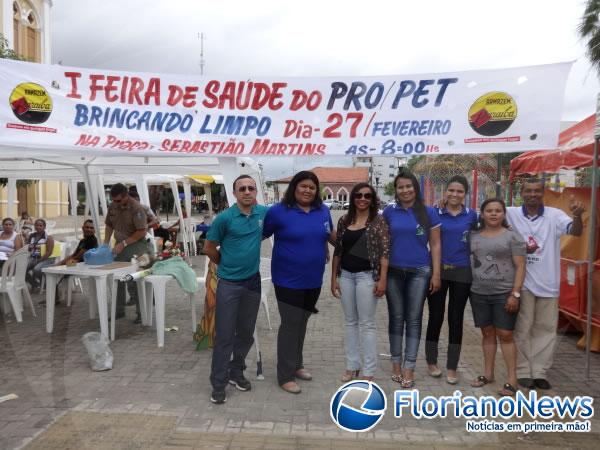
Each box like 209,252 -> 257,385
1,213 -> 599,449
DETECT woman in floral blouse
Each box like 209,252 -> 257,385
331,183 -> 390,381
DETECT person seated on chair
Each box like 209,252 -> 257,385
154,221 -> 172,247
51,220 -> 99,303
0,217 -> 24,269
167,206 -> 188,245
26,219 -> 56,291
19,211 -> 34,231
19,211 -> 34,242
58,220 -> 98,265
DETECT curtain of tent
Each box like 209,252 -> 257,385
69,179 -> 78,236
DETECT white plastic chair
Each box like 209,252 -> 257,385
139,256 -> 209,347
183,255 -> 210,329
0,247 -> 36,322
63,239 -> 87,306
39,241 -> 65,294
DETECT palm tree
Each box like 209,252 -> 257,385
579,0 -> 600,71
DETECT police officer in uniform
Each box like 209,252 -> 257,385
104,183 -> 152,323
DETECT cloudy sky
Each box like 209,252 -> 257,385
51,0 -> 599,178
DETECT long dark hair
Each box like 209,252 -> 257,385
447,175 -> 469,193
478,198 -> 509,229
394,168 -> 430,232
282,171 -> 322,208
345,183 -> 379,226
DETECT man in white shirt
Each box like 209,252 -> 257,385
506,178 -> 584,390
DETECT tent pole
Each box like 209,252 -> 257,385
169,180 -> 189,262
218,157 -> 240,207
182,180 -> 195,256
7,178 -> 17,219
78,166 -> 102,244
97,175 -> 107,217
69,180 -> 78,238
205,183 -> 213,217
585,136 -> 598,380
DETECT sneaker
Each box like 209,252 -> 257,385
228,375 -> 251,391
533,378 -> 552,390
517,377 -> 534,389
210,390 -> 227,404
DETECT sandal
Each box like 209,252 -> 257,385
391,374 -> 403,384
341,370 -> 360,382
471,375 -> 493,388
401,378 -> 414,388
498,383 -> 517,397
427,366 -> 442,378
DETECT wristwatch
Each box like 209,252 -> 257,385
511,291 -> 521,299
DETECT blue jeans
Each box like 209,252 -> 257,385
339,270 -> 378,376
385,266 -> 431,370
26,257 -> 56,290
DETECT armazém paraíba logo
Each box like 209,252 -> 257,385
9,82 -> 53,124
468,91 -> 517,136
330,381 -> 387,432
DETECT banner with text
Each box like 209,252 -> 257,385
0,59 -> 571,157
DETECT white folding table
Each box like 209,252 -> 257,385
42,262 -> 143,339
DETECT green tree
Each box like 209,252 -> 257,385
579,0 -> 600,71
1,33 -> 28,188
383,181 -> 395,197
0,32 -> 24,60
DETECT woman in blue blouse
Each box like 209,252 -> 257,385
425,175 -> 478,385
382,168 -> 441,388
263,171 -> 334,395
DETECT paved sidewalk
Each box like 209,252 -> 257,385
1,227 -> 599,448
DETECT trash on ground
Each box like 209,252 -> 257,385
165,326 -> 179,332
0,393 -> 18,404
81,332 -> 113,371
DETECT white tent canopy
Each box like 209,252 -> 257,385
0,153 -> 264,256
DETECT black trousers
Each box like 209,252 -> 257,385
210,273 -> 261,391
425,279 -> 470,371
274,285 -> 320,385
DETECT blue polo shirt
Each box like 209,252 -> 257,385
206,203 -> 268,281
382,203 -> 441,269
263,202 -> 333,289
437,207 -> 478,267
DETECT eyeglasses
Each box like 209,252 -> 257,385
238,186 -> 256,192
354,192 -> 373,200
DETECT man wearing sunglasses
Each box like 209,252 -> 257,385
203,175 -> 267,405
104,183 -> 151,323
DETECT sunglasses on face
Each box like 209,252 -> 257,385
354,192 -> 373,200
238,186 -> 256,192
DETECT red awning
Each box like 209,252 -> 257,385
509,114 -> 597,178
